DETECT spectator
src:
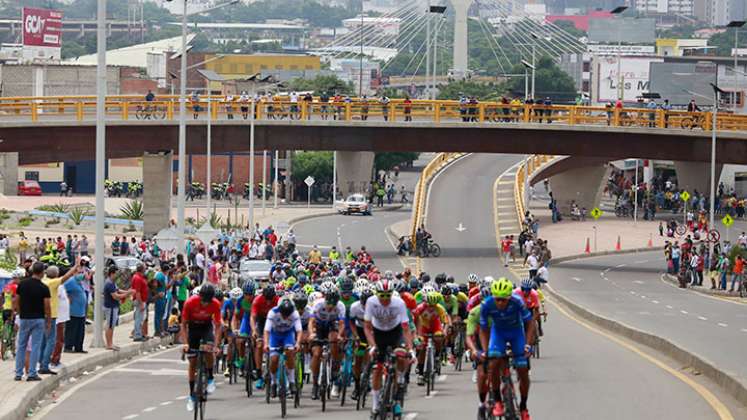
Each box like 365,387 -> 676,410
104,266 -> 134,350
131,263 -> 149,342
50,275 -> 69,369
63,261 -> 88,354
730,255 -> 744,292
13,262 -> 55,381
526,249 -> 539,279
500,235 -> 513,267
79,235 -> 89,257
153,263 -> 168,336
38,265 -> 76,375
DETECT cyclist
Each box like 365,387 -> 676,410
309,283 -> 346,399
180,284 -> 223,412
251,286 -> 279,390
221,287 -> 243,376
263,298 -> 302,397
441,282 -> 460,362
349,286 -> 373,400
466,284 -> 493,418
413,290 -> 449,386
467,273 -> 479,297
234,281 -> 255,375
363,279 -> 414,418
144,89 -> 155,118
479,278 -> 535,420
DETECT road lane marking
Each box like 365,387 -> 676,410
547,297 -> 734,420
122,415 -> 139,420
681,310 -> 689,314
698,316 -> 708,321
741,329 -> 747,333
572,277 -> 582,282
404,413 -> 419,420
142,407 -> 156,412
718,323 -> 728,327
635,260 -> 649,264
175,396 -> 187,400
159,401 -> 172,406
666,305 -> 674,309
437,374 -> 447,382
652,300 -> 659,304
630,291 -> 636,295
633,280 -> 645,284
616,264 -> 627,268
424,390 -> 439,399
640,295 -> 646,299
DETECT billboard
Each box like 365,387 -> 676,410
22,7 -> 63,62
595,56 -> 662,103
588,17 -> 656,44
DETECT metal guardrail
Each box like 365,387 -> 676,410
0,94 -> 745,131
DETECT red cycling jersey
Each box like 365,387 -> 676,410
182,295 -> 222,325
251,295 -> 279,318
513,288 -> 540,310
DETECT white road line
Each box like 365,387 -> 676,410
175,396 -> 188,400
404,413 -> 419,420
718,323 -> 728,327
425,390 -> 439,399
437,374 -> 447,382
138,358 -> 186,364
651,300 -> 659,304
741,329 -> 747,333
630,291 -> 636,295
633,280 -> 645,284
122,415 -> 139,420
635,260 -> 649,264
142,407 -> 156,413
572,277 -> 582,282
666,305 -> 674,309
698,316 -> 708,321
680,310 -> 688,314
616,264 -> 627,268
159,401 -> 173,406
599,272 -> 605,276
604,268 -> 611,273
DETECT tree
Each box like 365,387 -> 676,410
291,152 -> 333,185
61,40 -> 87,59
499,56 -> 578,102
375,152 -> 419,171
287,75 -> 354,95
709,29 -> 741,57
552,20 -> 587,40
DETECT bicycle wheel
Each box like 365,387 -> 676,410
244,344 -> 254,397
501,370 -> 518,420
359,363 -> 370,410
194,356 -> 205,420
429,243 -> 442,257
295,352 -> 304,402
155,107 -> 166,119
279,364 -> 287,418
425,346 -> 433,396
264,355 -> 272,404
681,117 -> 695,129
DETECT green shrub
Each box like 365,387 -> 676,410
17,215 -> 34,227
120,200 -> 144,220
37,203 -> 68,213
68,207 -> 90,226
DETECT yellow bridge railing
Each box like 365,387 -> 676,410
0,94 -> 746,131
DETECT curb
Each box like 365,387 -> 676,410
550,246 -> 663,264
1,336 -> 169,420
662,273 -> 744,298
541,257 -> 747,408
288,204 -> 404,227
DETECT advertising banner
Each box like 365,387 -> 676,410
22,7 -> 63,61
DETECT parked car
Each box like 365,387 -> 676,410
335,193 -> 371,216
239,259 -> 272,284
18,180 -> 42,196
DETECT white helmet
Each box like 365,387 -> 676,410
191,285 -> 202,296
229,287 -> 243,300
468,273 -> 479,283
355,279 -> 369,290
481,276 -> 495,288
422,284 -> 436,296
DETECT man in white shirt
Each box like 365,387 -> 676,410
527,250 -> 539,279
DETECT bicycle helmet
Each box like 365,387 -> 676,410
408,278 -> 421,292
355,279 -> 369,290
441,283 -> 453,296
520,278 -> 535,291
446,275 -> 455,283
284,276 -> 297,290
297,273 -> 308,285
303,284 -> 315,295
359,287 -> 374,305
458,283 -> 469,294
325,289 -> 340,306
392,279 -> 407,293
214,288 -> 224,301
242,281 -> 256,296
481,276 -> 495,288
229,287 -> 243,300
199,283 -> 216,302
278,299 -> 295,317
191,285 -> 201,296
420,273 -> 431,283
426,291 -> 440,306
434,273 -> 447,285
467,273 -> 479,284
480,286 -> 491,299
490,278 -> 513,299
375,279 -> 393,294
262,285 -> 276,299
339,277 -> 355,294
421,284 -> 436,296
384,270 -> 394,280
292,292 -> 308,310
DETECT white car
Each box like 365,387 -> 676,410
239,259 -> 272,283
336,193 -> 372,216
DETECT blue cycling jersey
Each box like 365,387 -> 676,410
479,295 -> 532,331
221,299 -> 238,324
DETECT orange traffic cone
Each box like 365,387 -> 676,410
647,234 -> 653,248
615,235 -> 621,251
585,237 -> 590,254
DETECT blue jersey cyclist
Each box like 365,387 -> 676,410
479,278 -> 535,420
309,284 -> 346,400
220,287 -> 243,376
263,299 -> 302,396
233,281 -> 256,377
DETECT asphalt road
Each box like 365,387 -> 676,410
550,251 -> 747,401
38,155 -> 739,420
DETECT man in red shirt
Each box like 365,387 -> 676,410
250,286 -> 279,389
500,235 -> 513,267
180,284 -> 222,411
131,264 -> 149,342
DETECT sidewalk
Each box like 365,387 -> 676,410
0,315 -> 167,420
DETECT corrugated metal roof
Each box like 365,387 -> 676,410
63,34 -> 196,68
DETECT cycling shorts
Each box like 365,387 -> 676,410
373,324 -> 404,363
487,327 -> 527,367
417,317 -> 444,336
269,330 -> 296,355
187,322 -> 215,354
314,321 -> 338,342
355,325 -> 368,346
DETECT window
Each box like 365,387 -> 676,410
25,171 -> 39,181
582,62 -> 590,72
582,80 -> 590,92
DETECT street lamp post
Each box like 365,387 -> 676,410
93,0 -> 107,348
249,98 -> 256,230
611,6 -> 629,102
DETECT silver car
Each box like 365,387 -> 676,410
336,193 -> 372,216
239,259 -> 272,283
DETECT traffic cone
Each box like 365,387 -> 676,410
647,233 -> 653,248
615,235 -> 621,251
584,237 -> 590,254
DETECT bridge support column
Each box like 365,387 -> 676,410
674,161 -> 723,197
450,0 -> 473,78
0,152 -> 18,196
336,151 -> 374,198
143,152 -> 172,236
548,164 -> 606,215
